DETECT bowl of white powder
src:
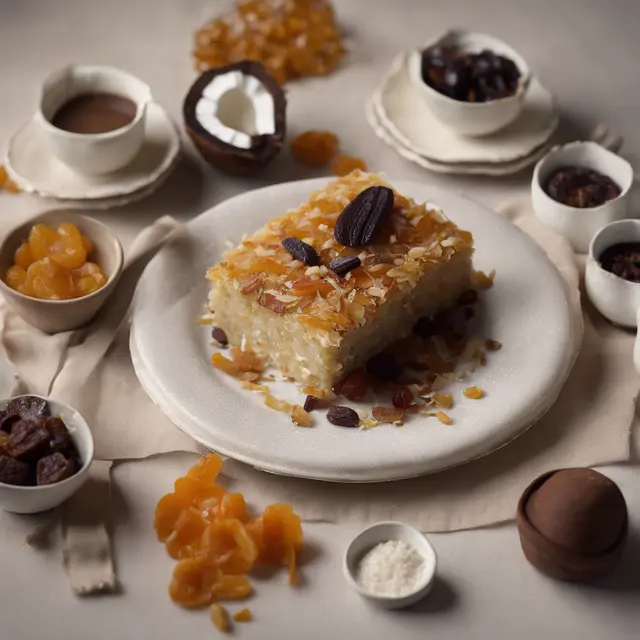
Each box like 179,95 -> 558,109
343,521 -> 437,609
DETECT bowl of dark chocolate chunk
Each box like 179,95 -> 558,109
585,219 -> 640,327
532,141 -> 634,253
37,64 -> 153,175
408,29 -> 531,137
0,394 -> 94,513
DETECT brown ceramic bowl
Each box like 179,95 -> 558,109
516,468 -> 628,582
0,210 -> 123,334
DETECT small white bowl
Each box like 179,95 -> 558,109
408,29 -> 531,137
36,65 -> 153,175
585,219 -> 640,327
532,141 -> 634,254
0,395 -> 94,514
0,210 -> 124,334
343,521 -> 437,609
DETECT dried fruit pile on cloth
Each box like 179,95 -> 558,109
154,454 -> 303,608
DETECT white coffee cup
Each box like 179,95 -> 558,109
37,65 -> 152,176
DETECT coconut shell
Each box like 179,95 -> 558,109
183,61 -> 286,175
516,468 -> 628,582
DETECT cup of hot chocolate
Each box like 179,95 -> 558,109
36,65 -> 153,175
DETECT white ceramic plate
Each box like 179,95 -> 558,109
6,102 -> 181,200
366,99 -> 555,176
130,178 -> 577,482
375,53 -> 559,165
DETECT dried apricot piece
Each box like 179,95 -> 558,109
27,224 -> 57,261
24,258 -> 74,300
50,223 -> 87,270
165,508 -> 208,559
4,265 -> 27,291
174,475 -> 226,507
71,262 -> 107,297
169,557 -> 221,608
201,519 -> 258,574
187,454 -> 223,488
330,155 -> 367,176
233,608 -> 252,622
371,406 -> 404,424
254,503 -> 303,579
434,411 -> 453,425
463,386 -> 483,399
154,492 -> 191,542
14,243 -> 34,269
219,492 -> 247,521
291,130 -> 339,166
433,393 -> 453,409
210,603 -> 230,632
211,352 -> 241,377
212,574 -> 253,600
291,405 -> 312,427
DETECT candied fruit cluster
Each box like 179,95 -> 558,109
3,222 -> 106,300
207,171 -> 473,340
155,454 -> 303,630
193,0 -> 345,85
290,130 -> 368,176
0,165 -> 20,193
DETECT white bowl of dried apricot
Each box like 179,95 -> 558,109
0,210 -> 123,333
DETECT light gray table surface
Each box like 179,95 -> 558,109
1,1 -> 639,638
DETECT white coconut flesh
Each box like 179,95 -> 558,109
195,70 -> 276,150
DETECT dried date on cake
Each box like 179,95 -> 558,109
7,418 -> 51,462
334,186 -> 394,247
328,255 -> 361,277
0,454 -> 31,486
6,395 -> 50,420
281,237 -> 319,266
36,453 -> 77,486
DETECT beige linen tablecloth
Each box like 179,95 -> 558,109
0,195 -> 636,533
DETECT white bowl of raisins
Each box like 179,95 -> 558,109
0,394 -> 94,514
409,29 -> 531,137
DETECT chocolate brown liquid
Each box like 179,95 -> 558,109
51,93 -> 137,134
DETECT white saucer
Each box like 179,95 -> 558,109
373,53 -> 559,166
366,99 -> 555,176
5,102 -> 181,201
40,153 -> 180,210
130,178 -> 578,483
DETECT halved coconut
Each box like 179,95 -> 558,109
183,61 -> 286,175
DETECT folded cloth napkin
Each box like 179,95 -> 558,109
0,197 -> 637,590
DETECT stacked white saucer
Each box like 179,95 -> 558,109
5,65 -> 181,210
366,32 -> 560,177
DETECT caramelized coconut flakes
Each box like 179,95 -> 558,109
206,171 -> 473,340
